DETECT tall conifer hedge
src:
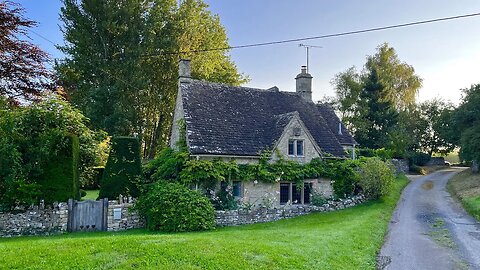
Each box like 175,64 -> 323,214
99,136 -> 142,199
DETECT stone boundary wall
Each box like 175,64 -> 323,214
215,194 -> 366,227
391,158 -> 409,175
107,198 -> 144,231
426,157 -> 446,166
0,202 -> 68,237
1,195 -> 366,236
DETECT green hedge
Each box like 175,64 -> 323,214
37,135 -> 80,203
99,136 -> 141,199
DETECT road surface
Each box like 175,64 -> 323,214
378,168 -> 480,270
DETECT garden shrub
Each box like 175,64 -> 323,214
99,136 -> 142,199
135,182 -> 215,232
358,158 -> 395,199
327,160 -> 361,199
212,182 -> 238,210
37,134 -> 81,203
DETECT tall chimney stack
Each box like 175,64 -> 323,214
295,66 -> 313,102
179,59 -> 191,83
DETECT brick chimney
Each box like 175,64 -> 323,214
179,59 -> 191,83
295,66 -> 312,102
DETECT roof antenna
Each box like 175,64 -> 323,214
298,44 -> 323,73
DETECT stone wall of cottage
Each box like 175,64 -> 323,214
241,178 -> 333,207
215,194 -> 366,226
0,202 -> 69,237
272,116 -> 321,164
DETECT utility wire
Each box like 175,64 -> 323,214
30,12 -> 480,57
151,11 -> 480,56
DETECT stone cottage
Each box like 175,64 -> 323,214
170,59 -> 356,207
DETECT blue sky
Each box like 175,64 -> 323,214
14,0 -> 480,104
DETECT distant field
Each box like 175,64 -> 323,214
0,176 -> 408,269
447,169 -> 480,221
433,150 -> 460,164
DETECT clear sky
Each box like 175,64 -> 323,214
14,0 -> 480,104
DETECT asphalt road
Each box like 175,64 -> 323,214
378,168 -> 480,270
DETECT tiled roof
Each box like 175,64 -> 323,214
181,80 -> 349,157
316,104 -> 357,146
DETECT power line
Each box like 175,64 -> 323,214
29,11 -> 480,57
153,11 -> 480,56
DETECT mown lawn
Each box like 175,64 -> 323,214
82,190 -> 100,201
0,176 -> 408,270
447,169 -> 480,221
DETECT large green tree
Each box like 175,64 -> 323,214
331,43 -> 423,155
441,84 -> 480,171
0,96 -> 102,210
56,0 -> 247,158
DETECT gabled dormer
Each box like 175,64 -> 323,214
271,111 -> 322,163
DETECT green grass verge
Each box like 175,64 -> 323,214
82,190 -> 100,201
447,170 -> 480,221
0,176 -> 408,270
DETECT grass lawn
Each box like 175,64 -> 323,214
447,169 -> 480,221
82,190 -> 100,201
0,176 -> 408,270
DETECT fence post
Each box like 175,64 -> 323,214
67,198 -> 74,232
102,198 -> 109,231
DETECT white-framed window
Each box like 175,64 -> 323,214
288,139 -> 304,157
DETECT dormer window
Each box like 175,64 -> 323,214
288,139 -> 304,157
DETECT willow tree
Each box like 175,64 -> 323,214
56,0 -> 247,158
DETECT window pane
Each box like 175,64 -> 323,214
232,181 -> 241,197
280,183 -> 290,204
303,183 -> 312,204
296,140 -> 304,156
292,183 -> 302,204
288,140 -> 295,155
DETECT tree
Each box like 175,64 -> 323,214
0,95 -> 102,210
331,43 -> 423,155
0,1 -> 52,103
443,84 -> 480,171
418,99 -> 455,156
56,0 -> 247,158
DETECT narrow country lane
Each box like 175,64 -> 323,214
378,168 -> 480,270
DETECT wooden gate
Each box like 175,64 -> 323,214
68,198 -> 108,232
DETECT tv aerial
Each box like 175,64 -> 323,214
298,44 -> 323,73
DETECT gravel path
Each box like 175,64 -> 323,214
378,168 -> 480,270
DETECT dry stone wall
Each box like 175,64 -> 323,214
215,194 -> 366,226
0,202 -> 68,237
107,198 -> 144,231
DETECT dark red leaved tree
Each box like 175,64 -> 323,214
0,1 -> 52,103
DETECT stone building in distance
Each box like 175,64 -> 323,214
170,59 -> 356,207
